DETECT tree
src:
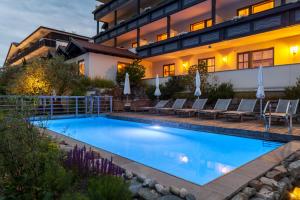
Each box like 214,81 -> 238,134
184,61 -> 210,94
116,59 -> 145,87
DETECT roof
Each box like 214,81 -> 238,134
4,26 -> 90,66
64,39 -> 139,59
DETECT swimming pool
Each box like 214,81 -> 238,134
37,116 -> 282,185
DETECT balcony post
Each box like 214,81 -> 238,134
167,16 -> 171,38
97,21 -> 100,34
281,0 -> 286,5
137,0 -> 141,15
114,10 -> 117,26
211,0 -> 216,25
137,28 -> 140,47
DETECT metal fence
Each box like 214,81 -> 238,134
0,96 -> 113,118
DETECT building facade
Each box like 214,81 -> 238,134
93,0 -> 300,92
4,26 -> 90,67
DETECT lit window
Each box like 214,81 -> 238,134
199,57 -> 215,72
117,62 -> 129,72
157,33 -> 168,42
163,64 -> 175,77
206,19 -> 213,27
252,0 -> 274,14
132,42 -> 138,48
252,48 -> 274,68
237,48 -> 274,69
238,8 -> 250,16
78,60 -> 85,75
238,52 -> 249,69
190,19 -> 213,32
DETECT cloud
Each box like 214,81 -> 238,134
0,0 -> 97,66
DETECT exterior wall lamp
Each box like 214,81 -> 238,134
222,56 -> 228,64
290,46 -> 299,55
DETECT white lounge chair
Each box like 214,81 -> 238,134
156,99 -> 187,114
197,99 -> 232,119
175,99 -> 208,117
136,100 -> 169,112
224,99 -> 257,121
263,99 -> 299,132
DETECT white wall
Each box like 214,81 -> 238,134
143,64 -> 300,92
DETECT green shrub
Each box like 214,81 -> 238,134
91,78 -> 115,89
87,176 -> 131,200
207,82 -> 235,103
116,59 -> 145,87
285,77 -> 300,99
0,111 -> 74,199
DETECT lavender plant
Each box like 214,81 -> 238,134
65,145 -> 125,178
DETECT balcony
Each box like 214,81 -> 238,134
136,2 -> 300,58
94,0 -> 207,44
6,38 -> 57,66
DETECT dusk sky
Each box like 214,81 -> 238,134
0,0 -> 99,66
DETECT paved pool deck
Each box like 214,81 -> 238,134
108,112 -> 300,142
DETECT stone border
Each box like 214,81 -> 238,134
38,119 -> 300,200
106,114 -> 299,142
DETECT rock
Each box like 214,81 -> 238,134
242,187 -> 256,197
138,188 -> 161,200
256,187 -> 275,200
148,179 -> 158,189
279,177 -> 292,190
170,186 -> 180,196
186,193 -> 196,200
155,184 -> 169,195
277,180 -> 288,194
274,165 -> 287,175
143,178 -> 152,187
288,160 -> 300,178
231,192 -> 248,200
249,180 -> 263,191
125,170 -> 133,179
137,174 -> 147,183
157,195 -> 182,200
265,170 -> 285,181
260,177 -> 278,190
286,154 -> 296,162
129,179 -> 143,197
180,188 -> 188,198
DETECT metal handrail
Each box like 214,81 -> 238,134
0,95 -> 113,119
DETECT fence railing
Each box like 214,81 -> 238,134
0,96 -> 113,118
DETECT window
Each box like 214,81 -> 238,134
252,48 -> 274,68
157,33 -> 168,42
190,19 -> 213,32
237,1 -> 274,17
252,0 -> 274,14
117,62 -> 129,72
132,42 -> 138,48
78,60 -> 85,75
238,52 -> 249,69
198,57 -> 215,72
237,7 -> 250,17
237,48 -> 274,69
163,64 -> 175,77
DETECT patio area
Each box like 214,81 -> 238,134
109,112 -> 300,142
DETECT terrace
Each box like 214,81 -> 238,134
94,0 -> 294,48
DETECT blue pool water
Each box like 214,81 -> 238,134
36,117 -> 282,185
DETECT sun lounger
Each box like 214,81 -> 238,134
263,99 -> 299,131
156,99 -> 187,114
224,99 -> 257,121
197,99 -> 232,119
175,98 -> 208,117
136,100 -> 169,112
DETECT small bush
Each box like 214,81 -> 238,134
87,176 -> 131,200
207,82 -> 235,103
285,77 -> 300,99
